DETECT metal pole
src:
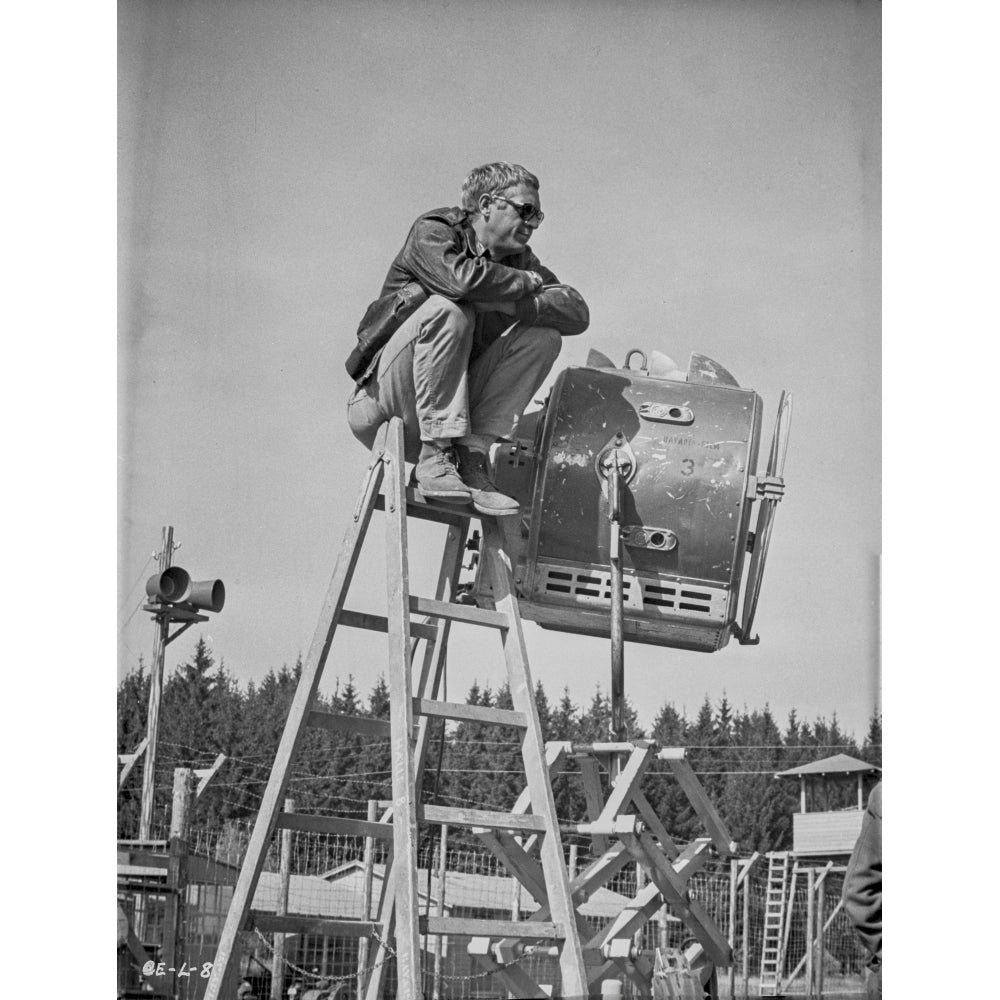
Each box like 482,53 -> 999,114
357,799 -> 377,996
608,454 -> 626,781
741,865 -> 751,999
817,875 -> 826,999
140,526 -> 173,840
805,867 -> 815,998
432,823 -> 448,1000
270,797 -> 294,1000
728,858 -> 738,999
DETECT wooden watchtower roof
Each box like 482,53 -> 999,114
775,754 -> 880,857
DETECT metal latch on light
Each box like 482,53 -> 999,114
596,434 -> 637,487
745,474 -> 786,501
621,525 -> 678,551
638,401 -> 695,425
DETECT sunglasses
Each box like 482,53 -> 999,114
491,194 -> 544,225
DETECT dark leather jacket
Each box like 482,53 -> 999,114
348,206 -> 589,382
843,782 -> 882,963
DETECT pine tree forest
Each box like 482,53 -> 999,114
118,637 -> 882,855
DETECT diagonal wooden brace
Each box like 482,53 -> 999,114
620,829 -> 732,967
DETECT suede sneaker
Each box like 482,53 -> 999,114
414,447 -> 471,503
454,445 -> 520,517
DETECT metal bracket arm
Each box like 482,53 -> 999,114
746,474 -> 786,501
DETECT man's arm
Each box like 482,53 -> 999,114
510,253 -> 590,336
843,783 -> 882,960
397,216 -> 541,302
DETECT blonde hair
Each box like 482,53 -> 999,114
461,162 -> 540,213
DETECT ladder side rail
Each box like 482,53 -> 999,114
481,518 -> 589,1000
778,866 -> 798,990
363,486 -> 468,1000
382,417 -> 422,1000
204,424 -> 389,1000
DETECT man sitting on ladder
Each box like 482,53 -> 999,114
345,161 -> 589,515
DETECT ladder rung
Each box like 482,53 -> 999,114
252,912 -> 379,938
422,916 -> 562,939
414,698 -> 527,728
308,710 -> 390,738
420,804 -> 546,833
276,813 -> 393,840
410,595 -> 509,629
340,608 -> 438,640
376,491 -> 471,525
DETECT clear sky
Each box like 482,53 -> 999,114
118,0 -> 881,739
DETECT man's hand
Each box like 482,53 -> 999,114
525,270 -> 545,292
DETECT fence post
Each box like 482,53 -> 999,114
816,875 -> 826,999
568,842 -> 578,881
633,862 -> 646,954
729,857 -> 738,999
742,863 -> 751,1000
805,867 -> 815,999
163,767 -> 194,997
357,799 -> 378,997
270,797 -> 294,1000
432,823 -> 448,1000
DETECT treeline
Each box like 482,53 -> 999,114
117,638 -> 881,854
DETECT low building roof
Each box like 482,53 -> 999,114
774,753 -> 880,779
317,861 -> 637,921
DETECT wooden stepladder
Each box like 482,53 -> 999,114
204,417 -> 588,1000
759,851 -> 790,996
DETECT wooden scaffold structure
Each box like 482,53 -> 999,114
203,417 -> 741,999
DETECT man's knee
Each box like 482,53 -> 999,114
530,325 -> 562,362
423,294 -> 475,332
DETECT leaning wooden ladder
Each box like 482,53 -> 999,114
204,417 -> 589,1000
759,851 -> 790,996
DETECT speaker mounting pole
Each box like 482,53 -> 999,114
135,526 -> 226,841
138,526 -> 176,841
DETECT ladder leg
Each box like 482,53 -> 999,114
383,417 -> 423,1000
204,425 -> 389,1000
362,522 -> 467,1000
481,519 -> 589,1000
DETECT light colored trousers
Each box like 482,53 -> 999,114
347,294 -> 561,464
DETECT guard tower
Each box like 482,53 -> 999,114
757,755 -> 880,996
776,754 -> 881,859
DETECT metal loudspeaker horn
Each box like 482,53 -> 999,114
145,567 -> 226,613
186,578 -> 226,613
146,567 -> 192,603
